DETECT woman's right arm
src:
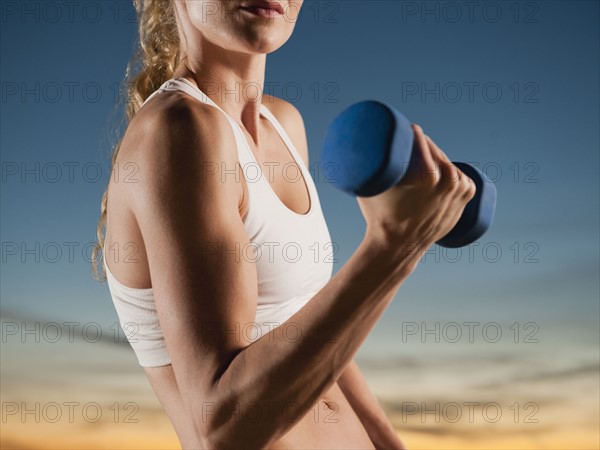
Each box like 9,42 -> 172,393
123,98 -> 474,449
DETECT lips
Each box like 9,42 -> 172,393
240,1 -> 285,18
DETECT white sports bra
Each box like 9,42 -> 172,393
104,78 -> 334,367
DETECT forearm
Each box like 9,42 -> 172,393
338,360 -> 407,450
203,236 -> 422,447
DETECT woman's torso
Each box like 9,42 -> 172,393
104,77 -> 375,449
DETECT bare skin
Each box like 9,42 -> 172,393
104,1 -> 475,448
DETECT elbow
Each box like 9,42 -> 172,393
184,393 -> 223,449
189,417 -> 228,450
189,401 -> 228,448
190,394 -> 275,449
198,431 -> 226,450
199,427 -> 272,450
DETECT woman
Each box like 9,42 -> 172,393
92,0 -> 475,448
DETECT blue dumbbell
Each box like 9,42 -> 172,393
321,100 -> 497,248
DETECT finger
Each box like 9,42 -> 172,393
426,135 -> 458,180
440,192 -> 470,238
426,136 -> 474,188
426,136 -> 451,164
411,124 -> 438,183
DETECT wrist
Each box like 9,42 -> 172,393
362,226 -> 428,276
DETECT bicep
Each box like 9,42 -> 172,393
129,105 -> 258,394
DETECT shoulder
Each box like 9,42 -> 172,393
119,91 -> 239,178
262,95 -> 309,165
115,91 -> 241,205
125,91 -> 235,163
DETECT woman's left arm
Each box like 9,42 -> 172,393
337,360 -> 407,450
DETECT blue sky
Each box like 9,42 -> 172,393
1,1 -> 598,448
1,0 -> 598,384
0,1 -> 599,330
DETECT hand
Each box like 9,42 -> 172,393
358,124 -> 476,251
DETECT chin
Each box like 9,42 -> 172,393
231,27 -> 293,54
247,36 -> 289,54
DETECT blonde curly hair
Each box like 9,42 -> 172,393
91,0 -> 181,280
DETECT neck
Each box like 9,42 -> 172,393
173,40 -> 266,145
